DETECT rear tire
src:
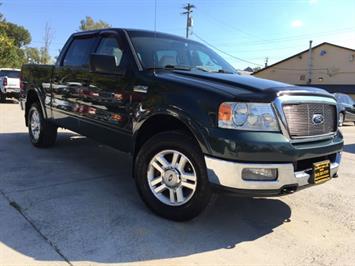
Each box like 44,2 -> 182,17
134,131 -> 211,221
28,103 -> 57,148
0,92 -> 5,103
339,112 -> 344,127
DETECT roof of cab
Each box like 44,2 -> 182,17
72,28 -> 190,42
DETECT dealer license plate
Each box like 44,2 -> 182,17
313,160 -> 331,184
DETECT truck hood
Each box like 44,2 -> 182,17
155,70 -> 333,101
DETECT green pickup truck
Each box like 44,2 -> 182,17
20,29 -> 343,221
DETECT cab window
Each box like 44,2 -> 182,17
96,37 -> 123,66
63,37 -> 97,68
0,70 -> 20,78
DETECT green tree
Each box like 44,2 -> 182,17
0,4 -> 53,67
0,4 -> 32,67
3,22 -> 31,47
0,35 -> 18,67
39,47 -> 51,64
23,47 -> 41,64
0,21 -> 24,67
79,16 -> 110,31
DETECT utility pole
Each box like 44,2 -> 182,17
182,3 -> 195,39
307,40 -> 313,84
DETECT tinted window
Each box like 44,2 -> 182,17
96,37 -> 123,66
63,37 -> 97,67
0,70 -> 20,78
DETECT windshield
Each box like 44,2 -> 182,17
0,70 -> 20,78
129,32 -> 236,74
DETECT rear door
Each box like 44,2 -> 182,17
51,34 -> 98,131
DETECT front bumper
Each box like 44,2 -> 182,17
205,152 -> 341,196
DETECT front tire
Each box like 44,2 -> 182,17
134,131 -> 211,221
28,103 -> 57,148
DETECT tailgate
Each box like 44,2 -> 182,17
5,77 -> 20,88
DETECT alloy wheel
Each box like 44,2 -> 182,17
147,149 -> 197,206
30,109 -> 41,141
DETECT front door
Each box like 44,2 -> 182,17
77,32 -> 134,152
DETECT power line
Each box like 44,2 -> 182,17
197,9 -> 267,43
216,27 -> 355,47
192,32 -> 263,66
195,7 -> 355,46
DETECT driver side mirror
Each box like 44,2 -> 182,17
89,54 -> 125,75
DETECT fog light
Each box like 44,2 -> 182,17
242,168 -> 278,181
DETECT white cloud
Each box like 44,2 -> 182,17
309,0 -> 319,4
291,20 -> 304,28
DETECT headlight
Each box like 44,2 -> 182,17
218,102 -> 280,131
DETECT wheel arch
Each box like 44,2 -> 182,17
133,112 -> 210,159
25,88 -> 47,126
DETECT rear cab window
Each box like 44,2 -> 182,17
0,70 -> 20,78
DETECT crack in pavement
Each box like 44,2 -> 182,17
5,173 -> 116,194
0,190 -> 73,265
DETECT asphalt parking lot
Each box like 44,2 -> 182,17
0,101 -> 354,266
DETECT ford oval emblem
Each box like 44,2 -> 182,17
312,114 -> 325,125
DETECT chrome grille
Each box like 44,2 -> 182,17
283,103 -> 337,138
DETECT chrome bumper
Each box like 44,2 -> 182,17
205,153 -> 341,191
4,87 -> 20,93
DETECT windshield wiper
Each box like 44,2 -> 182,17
193,66 -> 234,74
145,65 -> 192,72
145,65 -> 234,74
164,65 -> 192,71
192,66 -> 210,72
214,69 -> 234,74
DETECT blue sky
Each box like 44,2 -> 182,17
2,0 -> 355,69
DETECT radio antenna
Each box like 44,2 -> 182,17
153,0 -> 157,74
154,0 -> 157,33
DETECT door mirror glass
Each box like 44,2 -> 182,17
89,54 -> 124,75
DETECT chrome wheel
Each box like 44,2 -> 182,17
147,149 -> 197,206
30,109 -> 41,141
